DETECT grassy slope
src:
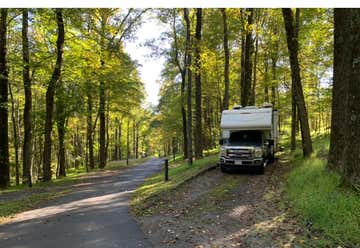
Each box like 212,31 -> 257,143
0,158 -> 150,220
286,135 -> 360,247
131,155 -> 219,216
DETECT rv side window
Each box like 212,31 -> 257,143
226,130 -> 263,146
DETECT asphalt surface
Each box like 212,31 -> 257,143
0,158 -> 164,248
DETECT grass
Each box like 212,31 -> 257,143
0,157 -> 150,221
131,155 -> 219,216
0,190 -> 69,223
1,157 -> 150,195
286,135 -> 360,247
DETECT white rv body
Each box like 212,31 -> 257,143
219,105 -> 278,173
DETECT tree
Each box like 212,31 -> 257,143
22,8 -> 32,186
241,8 -> 254,107
194,8 -> 203,159
184,8 -> 193,165
43,9 -> 65,181
0,9 -> 9,188
329,9 -> 360,188
282,8 -> 313,157
8,81 -> 20,185
221,8 -> 230,111
170,9 -> 188,159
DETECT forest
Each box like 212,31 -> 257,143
0,8 -> 359,192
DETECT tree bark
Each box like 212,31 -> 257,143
282,8 -> 313,157
194,8 -> 203,159
240,9 -> 245,103
99,14 -> 107,168
264,59 -> 269,103
56,88 -> 66,177
57,116 -> 66,177
184,8 -> 193,165
172,10 -> 188,159
86,93 -> 95,169
9,83 -> 20,185
241,8 -> 254,107
291,85 -> 297,151
119,120 -> 122,160
329,9 -> 360,187
271,57 -> 277,107
126,118 -> 129,165
99,74 -> 106,168
221,8 -> 230,111
249,34 -> 258,106
43,9 -> 65,181
22,9 -> 32,186
0,9 -> 10,188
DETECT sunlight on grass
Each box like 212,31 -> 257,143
1,158 -> 150,195
286,135 -> 360,247
0,190 -> 69,223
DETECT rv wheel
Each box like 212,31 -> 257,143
257,165 -> 265,174
220,164 -> 228,173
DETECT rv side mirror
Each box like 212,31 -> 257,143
219,139 -> 224,145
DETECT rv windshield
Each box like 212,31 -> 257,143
225,130 -> 262,146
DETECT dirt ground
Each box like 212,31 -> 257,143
136,157 -> 308,248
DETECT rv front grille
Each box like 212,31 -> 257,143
227,149 -> 252,159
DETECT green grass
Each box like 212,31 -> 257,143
131,155 -> 219,216
0,190 -> 69,223
1,158 -> 150,195
0,158 -> 151,221
286,135 -> 360,247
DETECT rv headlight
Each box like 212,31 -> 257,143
254,148 -> 263,158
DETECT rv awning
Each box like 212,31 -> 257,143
220,108 -> 272,130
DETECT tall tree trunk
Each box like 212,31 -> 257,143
133,120 -> 136,159
22,9 -> 32,186
329,9 -> 360,187
172,10 -> 188,159
239,9 -> 246,103
56,89 -> 66,177
86,93 -> 95,169
291,85 -> 297,151
221,8 -> 230,111
194,8 -> 203,159
99,72 -> 106,168
99,14 -> 107,168
57,116 -> 66,177
119,120 -> 122,160
271,57 -> 277,107
0,9 -> 9,188
9,83 -> 20,185
241,8 -> 254,107
43,9 -> 65,181
114,127 -> 118,160
264,59 -> 269,103
282,8 -> 313,157
184,8 -> 193,165
135,123 -> 139,159
249,34 -> 258,106
126,119 -> 129,165
105,101 -> 110,162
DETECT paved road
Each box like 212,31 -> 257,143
0,158 -> 164,248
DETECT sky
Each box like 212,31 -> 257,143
123,15 -> 169,107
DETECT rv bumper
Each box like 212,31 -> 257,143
219,157 -> 263,166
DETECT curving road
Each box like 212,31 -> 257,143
0,158 -> 163,248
